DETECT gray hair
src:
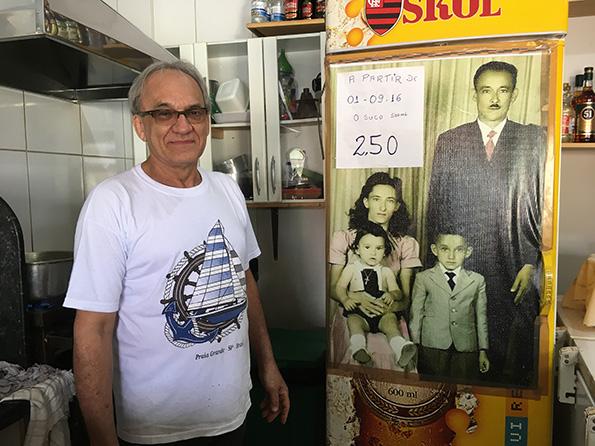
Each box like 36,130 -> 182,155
128,60 -> 210,114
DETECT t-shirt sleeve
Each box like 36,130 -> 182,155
329,231 -> 349,265
399,236 -> 422,269
63,191 -> 127,313
226,175 -> 260,269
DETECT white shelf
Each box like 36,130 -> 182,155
280,117 -> 320,125
211,122 -> 250,129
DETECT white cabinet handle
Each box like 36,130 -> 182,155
255,158 -> 261,196
270,156 -> 276,195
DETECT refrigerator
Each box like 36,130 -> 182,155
324,1 -> 568,444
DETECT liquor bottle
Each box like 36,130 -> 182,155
301,0 -> 313,19
572,74 -> 584,105
561,82 -> 574,143
314,0 -> 326,18
284,0 -> 298,19
574,67 -> 595,143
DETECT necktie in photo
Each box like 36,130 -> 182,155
485,130 -> 496,160
445,271 -> 456,291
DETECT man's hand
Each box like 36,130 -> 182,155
511,264 -> 535,304
479,350 -> 490,374
259,363 -> 290,424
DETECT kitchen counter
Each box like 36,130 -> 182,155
557,302 -> 595,397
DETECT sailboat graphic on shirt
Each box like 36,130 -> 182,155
161,221 -> 247,348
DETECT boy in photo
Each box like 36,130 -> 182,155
409,231 -> 489,381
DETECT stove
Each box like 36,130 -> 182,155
26,300 -> 74,369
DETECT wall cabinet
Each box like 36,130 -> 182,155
179,32 -> 325,206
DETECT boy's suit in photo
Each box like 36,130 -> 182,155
409,264 -> 488,381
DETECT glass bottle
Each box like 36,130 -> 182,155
574,67 -> 595,143
278,49 -> 296,119
284,0 -> 298,19
561,82 -> 574,143
301,0 -> 313,19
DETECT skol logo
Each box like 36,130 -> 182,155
365,0 -> 502,36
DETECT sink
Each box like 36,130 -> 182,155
24,251 -> 73,301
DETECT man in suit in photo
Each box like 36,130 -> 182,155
410,232 -> 489,382
426,60 -> 545,386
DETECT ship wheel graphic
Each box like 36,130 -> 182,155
161,221 -> 247,348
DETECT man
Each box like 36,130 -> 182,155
426,61 -> 545,386
64,60 -> 289,445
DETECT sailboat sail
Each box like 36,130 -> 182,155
187,221 -> 246,317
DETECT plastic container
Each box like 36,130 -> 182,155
251,0 -> 270,22
215,78 -> 249,113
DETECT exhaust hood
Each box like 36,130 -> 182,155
0,0 -> 178,100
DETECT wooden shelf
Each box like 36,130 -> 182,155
247,200 -> 325,208
246,18 -> 325,37
562,142 -> 595,149
569,0 -> 595,18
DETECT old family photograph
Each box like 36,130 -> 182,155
328,54 -> 550,389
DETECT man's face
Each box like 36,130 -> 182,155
363,184 -> 398,227
473,70 -> 518,128
431,234 -> 472,271
356,233 -> 386,267
132,69 -> 209,169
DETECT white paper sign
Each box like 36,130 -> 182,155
335,65 -> 425,169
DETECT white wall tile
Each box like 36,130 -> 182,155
0,150 -> 32,251
125,159 -> 134,170
122,103 -> 134,159
83,157 -> 126,197
195,0 -> 251,42
81,102 -> 126,158
28,153 -> 83,251
118,0 -> 154,38
24,93 -> 81,154
0,87 -> 26,150
153,0 -> 196,46
132,128 -> 148,164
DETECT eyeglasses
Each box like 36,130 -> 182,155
137,106 -> 209,125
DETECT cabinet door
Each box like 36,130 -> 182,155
263,33 -> 325,204
203,40 -> 266,203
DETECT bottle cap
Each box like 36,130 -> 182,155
576,74 -> 585,87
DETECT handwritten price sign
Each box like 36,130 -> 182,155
335,65 -> 425,169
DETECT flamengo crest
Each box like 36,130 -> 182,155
365,0 -> 403,36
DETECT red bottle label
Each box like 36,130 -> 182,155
302,2 -> 313,18
285,0 -> 298,19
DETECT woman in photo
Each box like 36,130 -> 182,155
329,171 -> 422,369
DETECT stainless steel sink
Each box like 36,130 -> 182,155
24,251 -> 73,301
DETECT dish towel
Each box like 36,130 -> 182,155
0,362 -> 75,446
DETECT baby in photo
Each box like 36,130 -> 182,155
335,222 -> 416,368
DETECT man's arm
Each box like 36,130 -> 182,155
73,310 -> 118,446
245,269 -> 290,424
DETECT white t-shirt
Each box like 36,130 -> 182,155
64,165 -> 260,444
